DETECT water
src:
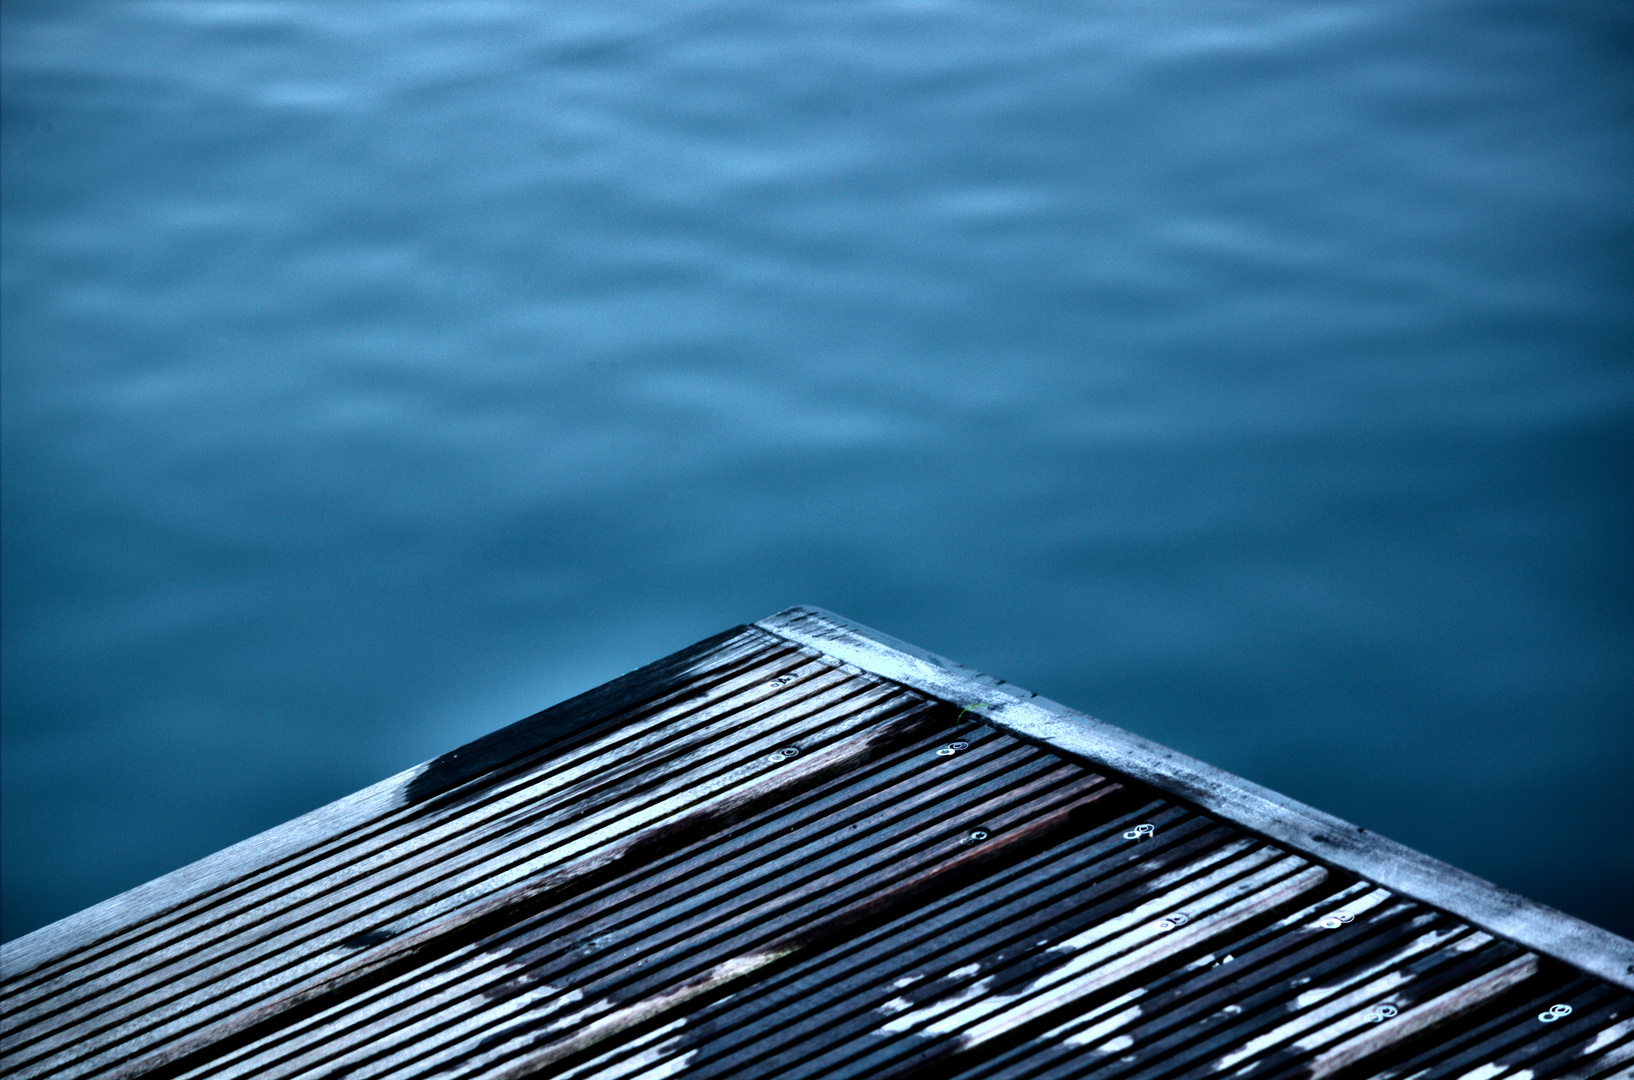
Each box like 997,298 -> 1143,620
2,1 -> 1630,944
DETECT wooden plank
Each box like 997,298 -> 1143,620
187,731 -> 1071,1078
183,733 -> 1121,1080
194,734 -> 1077,1080
5,641 -> 812,1018
0,624 -> 780,981
8,657 -> 918,1078
637,834 -> 1325,1079
1355,976 -> 1629,1080
757,605 -> 1634,992
6,609 -> 1632,1080
1301,953 -> 1542,1079
655,805 -> 1233,1077
41,683 -> 936,1080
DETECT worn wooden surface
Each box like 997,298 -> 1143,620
757,606 -> 1634,995
2,609 -> 1630,1079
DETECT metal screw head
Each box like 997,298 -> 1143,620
936,748 -> 956,757
1156,913 -> 1189,931
1369,1004 -> 1399,1023
969,829 -> 990,841
767,747 -> 800,763
1122,823 -> 1155,840
949,741 -> 970,750
1539,1003 -> 1573,1022
1318,912 -> 1355,930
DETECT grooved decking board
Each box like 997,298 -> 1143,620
4,609 -> 1631,1080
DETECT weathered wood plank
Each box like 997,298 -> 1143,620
757,605 -> 1634,992
26,681 -> 933,1079
189,731 -> 1068,1079
6,608 -> 1632,1080
180,733 -> 1121,1080
5,637 -> 803,1011
1300,953 -> 1541,1079
0,624 -> 779,984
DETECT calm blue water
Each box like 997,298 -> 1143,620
2,1 -> 1630,945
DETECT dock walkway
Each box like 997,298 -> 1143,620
3,606 -> 1630,1079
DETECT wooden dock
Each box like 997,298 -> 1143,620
2,606 -> 1630,1079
